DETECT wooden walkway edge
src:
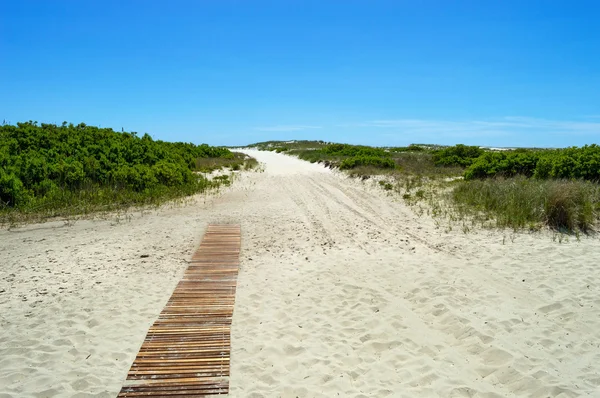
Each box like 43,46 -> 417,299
118,224 -> 241,397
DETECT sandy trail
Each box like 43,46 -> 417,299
1,149 -> 600,397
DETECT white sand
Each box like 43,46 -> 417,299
1,149 -> 600,397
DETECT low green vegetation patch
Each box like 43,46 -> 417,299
464,145 -> 600,180
0,121 -> 255,223
248,140 -> 327,151
295,143 -> 397,171
321,143 -> 389,158
432,144 -> 484,167
388,144 -> 427,152
339,155 -> 396,170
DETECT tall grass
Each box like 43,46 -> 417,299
0,176 -> 223,226
451,177 -> 600,231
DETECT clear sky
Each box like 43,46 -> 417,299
1,1 -> 599,147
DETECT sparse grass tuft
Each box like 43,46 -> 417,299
378,181 -> 394,191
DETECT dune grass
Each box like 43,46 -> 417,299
0,181 -> 205,226
450,177 -> 599,232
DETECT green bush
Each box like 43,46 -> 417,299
0,121 -> 235,216
389,144 -> 426,152
465,151 -> 540,179
0,169 -> 28,207
464,145 -> 600,181
63,160 -> 86,188
153,161 -> 186,187
293,143 -> 392,170
339,155 -> 396,170
322,144 -> 389,158
432,144 -> 484,167
111,164 -> 159,192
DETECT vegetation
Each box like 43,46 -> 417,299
320,143 -> 389,158
447,146 -> 600,232
195,152 -> 258,172
250,140 -> 600,233
250,140 -> 464,177
247,140 -> 327,151
388,144 -> 427,152
300,144 -> 396,171
339,155 -> 396,170
0,121 -> 256,223
465,145 -> 600,181
451,177 -> 599,231
432,144 -> 484,167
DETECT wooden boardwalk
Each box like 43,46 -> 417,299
118,224 -> 241,397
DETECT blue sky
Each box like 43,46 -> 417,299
1,1 -> 599,147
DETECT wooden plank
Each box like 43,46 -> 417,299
118,224 -> 239,397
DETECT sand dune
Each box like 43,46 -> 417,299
1,149 -> 600,397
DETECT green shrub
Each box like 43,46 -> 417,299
21,156 -> 49,184
0,121 -> 237,219
153,161 -> 186,186
322,144 -> 389,158
464,145 -> 600,181
465,151 -> 540,180
339,155 -> 396,170
389,144 -> 426,152
111,164 -> 159,191
433,144 -> 484,167
63,160 -> 86,188
0,169 -> 28,207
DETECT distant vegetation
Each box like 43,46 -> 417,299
432,144 -> 484,167
298,143 -> 396,170
248,140 -> 327,151
250,140 -> 600,232
465,145 -> 600,180
0,121 -> 256,223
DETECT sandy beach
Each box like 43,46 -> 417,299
1,149 -> 600,397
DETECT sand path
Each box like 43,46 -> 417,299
1,150 -> 600,397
